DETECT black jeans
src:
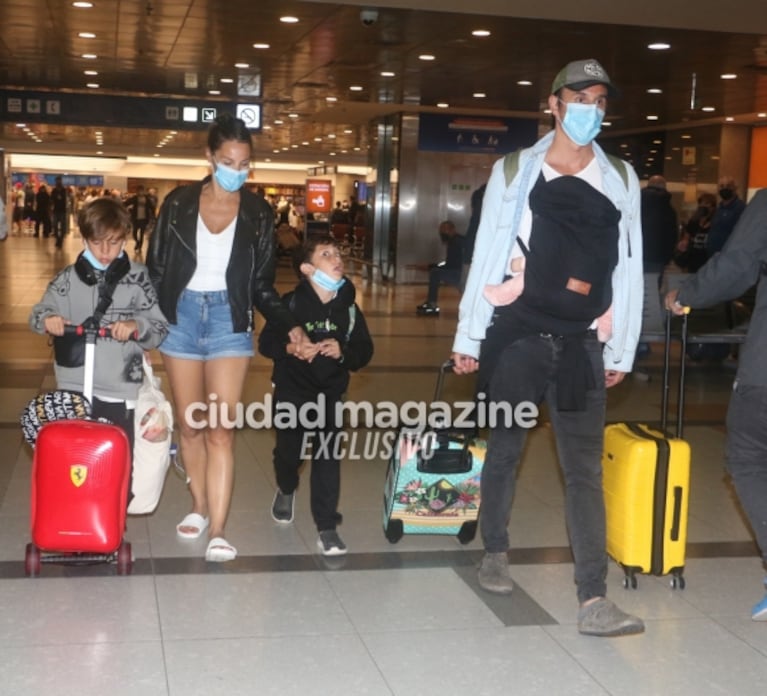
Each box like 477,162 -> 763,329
92,397 -> 135,506
480,331 -> 608,603
427,266 -> 462,304
726,382 -> 767,564
272,392 -> 342,532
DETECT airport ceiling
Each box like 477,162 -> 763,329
1,0 -> 767,168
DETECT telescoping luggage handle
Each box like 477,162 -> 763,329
434,358 -> 456,402
661,308 -> 689,439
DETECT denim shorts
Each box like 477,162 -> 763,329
160,289 -> 254,360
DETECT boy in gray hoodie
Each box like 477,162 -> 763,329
30,197 -> 169,462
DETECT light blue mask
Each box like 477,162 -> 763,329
213,161 -> 249,192
560,102 -> 605,146
82,247 -> 109,271
312,268 -> 346,292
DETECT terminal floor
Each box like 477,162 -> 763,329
0,233 -> 765,695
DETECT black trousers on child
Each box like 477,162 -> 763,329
92,397 -> 135,506
272,391 -> 342,532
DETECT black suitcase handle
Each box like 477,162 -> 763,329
661,309 -> 688,439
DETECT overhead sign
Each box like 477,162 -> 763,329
418,114 -> 537,154
0,89 -> 260,132
236,103 -> 261,130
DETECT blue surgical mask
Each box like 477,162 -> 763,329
82,247 -> 109,271
213,160 -> 249,192
560,101 -> 605,146
312,268 -> 346,292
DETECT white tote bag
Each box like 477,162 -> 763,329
128,354 -> 173,515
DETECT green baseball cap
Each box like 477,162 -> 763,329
551,59 -> 619,98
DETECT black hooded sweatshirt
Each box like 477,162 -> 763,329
258,277 -> 373,399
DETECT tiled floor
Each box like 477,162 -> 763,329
1,232 -> 766,695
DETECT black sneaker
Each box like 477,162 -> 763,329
271,490 -> 294,523
416,302 -> 440,315
317,530 -> 347,556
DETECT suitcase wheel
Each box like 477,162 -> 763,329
24,543 -> 41,578
384,519 -> 404,544
670,572 -> 686,590
621,569 -> 638,590
456,520 -> 477,545
116,541 -> 133,575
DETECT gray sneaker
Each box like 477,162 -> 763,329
477,552 -> 514,594
317,530 -> 347,556
271,490 -> 294,523
577,598 -> 645,637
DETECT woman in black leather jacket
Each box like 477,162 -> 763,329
147,114 -> 305,562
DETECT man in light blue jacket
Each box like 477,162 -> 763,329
451,59 -> 645,637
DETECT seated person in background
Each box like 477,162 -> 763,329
416,220 -> 464,315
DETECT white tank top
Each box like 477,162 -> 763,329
187,214 -> 236,291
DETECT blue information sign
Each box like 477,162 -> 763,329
418,113 -> 537,154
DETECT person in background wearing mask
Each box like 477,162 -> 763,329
707,176 -> 746,257
675,192 -> 717,273
147,113 -> 308,563
451,59 -> 645,637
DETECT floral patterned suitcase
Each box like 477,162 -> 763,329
383,430 -> 485,543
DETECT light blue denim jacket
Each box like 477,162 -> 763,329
452,130 -> 644,372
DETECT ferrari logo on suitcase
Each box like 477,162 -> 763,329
70,465 -> 88,487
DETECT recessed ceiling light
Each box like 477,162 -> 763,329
220,77 -> 233,83
327,133 -> 336,139
473,92 -> 486,98
280,16 -> 299,23
720,73 -> 737,80
437,102 -> 449,108
349,85 -> 363,91
234,62 -> 250,69
208,89 -> 220,95
78,32 -> 95,38
759,113 -> 767,118
380,71 -> 395,77
681,134 -> 692,139
288,113 -> 299,119
86,82 -> 99,88
517,80 -> 532,86
273,119 -> 284,125
602,121 -> 612,127
153,153 -> 160,157
262,125 -> 271,130
647,88 -> 662,94
314,137 -> 322,142
84,70 -> 98,76
343,128 -> 353,134
81,53 -> 97,59
72,1 -> 93,7
472,29 -> 490,37
252,43 -> 270,50
326,96 -> 338,102
701,106 -> 715,112
726,116 -> 734,121
418,54 -> 435,61
646,115 -> 659,120
620,143 -> 628,148
648,42 -> 670,50
301,141 -> 310,146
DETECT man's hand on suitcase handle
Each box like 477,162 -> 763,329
664,289 -> 691,316
451,353 -> 478,375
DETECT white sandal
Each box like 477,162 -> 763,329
176,513 -> 209,540
205,537 -> 237,562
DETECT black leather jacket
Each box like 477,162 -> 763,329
147,177 -> 295,334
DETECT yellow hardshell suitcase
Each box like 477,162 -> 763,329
603,310 -> 691,589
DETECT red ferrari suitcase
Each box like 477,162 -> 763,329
25,324 -> 133,576
603,310 -> 691,589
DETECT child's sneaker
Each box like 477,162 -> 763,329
317,530 -> 347,556
751,593 -> 767,621
271,490 -> 294,523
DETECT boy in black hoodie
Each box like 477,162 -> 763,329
259,235 -> 374,555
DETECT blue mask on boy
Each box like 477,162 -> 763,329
213,161 -> 249,192
312,268 -> 346,292
82,247 -> 109,271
